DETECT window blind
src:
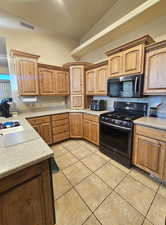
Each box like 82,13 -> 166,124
0,81 -> 11,100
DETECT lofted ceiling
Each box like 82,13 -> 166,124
0,0 -> 118,40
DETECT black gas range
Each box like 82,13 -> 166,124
99,101 -> 148,168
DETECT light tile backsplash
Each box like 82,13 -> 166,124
93,96 -> 166,118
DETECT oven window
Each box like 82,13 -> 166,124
100,123 -> 131,156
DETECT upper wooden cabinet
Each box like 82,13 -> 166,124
86,65 -> 108,96
38,65 -> 69,96
122,45 -> 144,75
39,68 -> 55,95
11,50 -> 40,96
106,35 -> 154,78
108,52 -> 123,77
69,113 -> 83,138
133,125 -> 166,179
70,66 -> 84,95
144,41 -> 166,95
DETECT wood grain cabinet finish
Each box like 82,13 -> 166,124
52,113 -> 69,143
39,68 -> 69,96
86,66 -> 108,96
83,114 -> 99,145
69,113 -> 83,138
108,52 -> 123,77
122,44 -> 144,75
133,125 -> 166,179
70,66 -> 84,95
13,55 -> 39,96
55,71 -> 69,95
39,68 -> 55,95
0,160 -> 55,225
86,69 -> 95,95
144,44 -> 166,95
70,95 -> 85,109
27,116 -> 52,145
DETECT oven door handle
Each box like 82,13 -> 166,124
100,121 -> 132,131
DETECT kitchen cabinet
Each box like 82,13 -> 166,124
27,116 -> 52,145
69,113 -> 83,138
106,35 -> 154,78
70,95 -> 85,109
0,160 -> 55,225
108,52 -> 123,77
133,125 -> 166,179
83,114 -> 99,145
39,68 -> 55,95
144,41 -> 166,95
38,66 -> 69,96
52,113 -> 69,143
122,45 -> 144,75
55,71 -> 69,95
70,66 -> 84,95
86,65 -> 108,96
12,50 -> 39,96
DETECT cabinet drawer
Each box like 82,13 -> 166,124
53,132 -> 69,143
52,113 -> 68,121
53,125 -> 69,135
135,125 -> 166,142
83,113 -> 99,122
27,116 -> 50,125
52,119 -> 69,127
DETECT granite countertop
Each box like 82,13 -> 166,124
0,108 -> 108,179
134,116 -> 166,131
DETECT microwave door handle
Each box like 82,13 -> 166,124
134,77 -> 138,94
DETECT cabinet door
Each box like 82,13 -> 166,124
33,124 -> 41,135
144,47 -> 166,95
70,95 -> 84,109
86,69 -> 95,95
70,66 -> 84,95
55,71 -> 69,95
123,44 -> 144,75
134,135 -> 166,178
40,123 -> 52,145
108,52 -> 123,77
90,122 -> 99,145
69,113 -> 83,138
83,119 -> 91,141
39,68 -> 55,95
95,66 -> 108,95
15,57 -> 39,96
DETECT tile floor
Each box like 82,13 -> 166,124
51,139 -> 166,225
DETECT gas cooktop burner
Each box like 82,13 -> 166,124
105,113 -> 141,121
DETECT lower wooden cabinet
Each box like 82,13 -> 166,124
83,114 -> 99,145
52,113 -> 69,143
69,113 -> 83,138
27,116 -> 52,145
0,160 -> 55,225
133,125 -> 166,179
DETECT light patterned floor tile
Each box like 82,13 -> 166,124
85,143 -> 99,152
56,152 -> 78,169
56,189 -> 91,225
110,159 -> 131,173
147,193 -> 166,225
83,215 -> 101,225
95,151 -> 111,161
158,184 -> 166,198
129,169 -> 160,192
51,144 -> 68,158
75,174 -> 112,211
95,162 -> 126,188
143,219 -> 153,225
81,153 -> 107,172
52,171 -> 72,199
63,161 -> 92,186
71,146 -> 93,159
94,191 -> 144,225
115,176 -> 156,216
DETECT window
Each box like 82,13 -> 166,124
0,74 -> 12,101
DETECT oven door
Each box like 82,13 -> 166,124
100,121 -> 132,158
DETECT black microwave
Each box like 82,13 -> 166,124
107,74 -> 144,98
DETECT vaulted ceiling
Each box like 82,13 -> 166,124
0,0 -> 118,40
